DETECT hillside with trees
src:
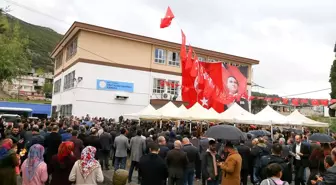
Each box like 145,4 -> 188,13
6,13 -> 62,72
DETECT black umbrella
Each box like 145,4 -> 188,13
283,128 -> 303,134
248,130 -> 271,137
309,133 -> 335,143
205,125 -> 246,141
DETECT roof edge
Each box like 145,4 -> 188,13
51,21 -> 260,65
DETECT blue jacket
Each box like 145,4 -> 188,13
61,133 -> 72,141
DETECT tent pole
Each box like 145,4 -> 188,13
190,121 -> 192,133
271,125 -> 274,141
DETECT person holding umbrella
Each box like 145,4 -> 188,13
218,142 -> 242,185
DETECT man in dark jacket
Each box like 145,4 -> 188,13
44,125 -> 62,163
166,140 -> 188,185
26,126 -> 45,150
292,135 -> 310,185
158,136 -> 169,159
314,150 -> 336,185
99,127 -> 112,170
7,125 -> 20,144
237,140 -> 251,185
69,130 -> 84,159
259,143 -> 292,183
182,138 -> 201,185
201,139 -> 219,185
251,138 -> 270,185
138,142 -> 168,185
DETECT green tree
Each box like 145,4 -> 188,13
42,82 -> 53,94
328,59 -> 336,117
0,16 -> 31,87
329,59 -> 336,98
36,68 -> 44,76
0,8 -> 7,34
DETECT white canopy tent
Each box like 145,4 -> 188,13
156,101 -> 180,119
219,103 -> 262,124
287,110 -> 329,127
176,103 -> 220,120
254,105 -> 289,125
123,104 -> 160,119
179,104 -> 187,112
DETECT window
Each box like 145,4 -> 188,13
208,58 -> 216,62
66,38 -> 78,60
55,52 -> 63,69
167,80 -> 179,95
60,104 -> 72,117
53,79 -> 61,94
168,51 -> 180,67
154,48 -> 166,64
63,70 -> 75,90
153,78 -> 165,94
198,57 -> 205,62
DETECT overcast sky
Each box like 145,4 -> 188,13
2,0 -> 336,99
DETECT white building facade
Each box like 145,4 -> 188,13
51,22 -> 259,119
52,62 -> 182,118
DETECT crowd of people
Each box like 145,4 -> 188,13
0,115 -> 336,185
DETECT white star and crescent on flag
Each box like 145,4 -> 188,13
200,97 -> 208,107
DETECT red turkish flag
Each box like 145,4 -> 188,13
160,6 -> 175,28
291,98 -> 299,106
180,30 -> 187,61
330,99 -> 336,104
320,99 -> 329,106
311,99 -> 320,106
182,60 -> 224,112
273,97 -> 281,102
282,98 -> 289,104
197,65 -> 205,85
249,96 -> 255,101
159,80 -> 165,87
265,97 -> 272,101
185,46 -> 193,70
190,58 -> 199,77
300,99 -> 308,104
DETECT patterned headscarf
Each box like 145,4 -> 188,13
25,144 -> 45,181
0,139 -> 13,160
57,141 -> 74,162
79,146 -> 99,179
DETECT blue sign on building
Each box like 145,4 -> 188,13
96,79 -> 134,93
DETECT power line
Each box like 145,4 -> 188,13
282,88 -> 331,97
4,0 -> 70,25
4,0 -> 126,66
5,0 -> 332,99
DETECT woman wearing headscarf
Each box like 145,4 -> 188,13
69,146 -> 104,185
0,139 -> 19,185
49,141 -> 77,185
21,144 -> 48,185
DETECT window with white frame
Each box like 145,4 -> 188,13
60,104 -> 72,117
168,51 -> 180,67
208,58 -> 216,62
53,79 -> 61,94
63,70 -> 75,90
154,48 -> 166,64
198,57 -> 205,62
153,78 -> 165,94
167,80 -> 179,95
66,38 -> 78,60
55,52 -> 63,69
